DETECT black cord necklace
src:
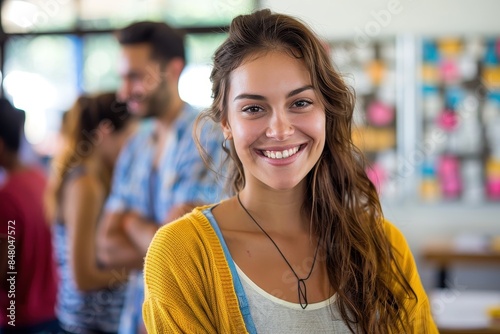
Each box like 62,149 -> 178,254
237,194 -> 320,309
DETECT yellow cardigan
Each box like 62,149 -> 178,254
143,206 -> 438,333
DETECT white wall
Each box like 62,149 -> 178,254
260,0 -> 500,38
261,0 -> 500,291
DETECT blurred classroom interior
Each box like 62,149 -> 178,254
1,0 -> 500,332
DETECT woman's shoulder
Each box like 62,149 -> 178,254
63,169 -> 103,198
381,219 -> 408,248
381,219 -> 437,330
379,219 -> 416,266
144,206 -> 220,295
148,205 -> 216,259
380,219 -> 418,276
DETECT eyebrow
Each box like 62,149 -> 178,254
233,85 -> 314,101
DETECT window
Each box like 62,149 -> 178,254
3,35 -> 78,154
2,0 -> 77,33
1,0 -> 254,33
83,34 -> 121,93
179,33 -> 228,108
0,0 -> 256,155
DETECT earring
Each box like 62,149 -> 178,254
222,137 -> 229,150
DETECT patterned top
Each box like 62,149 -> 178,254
54,167 -> 126,333
104,104 -> 225,334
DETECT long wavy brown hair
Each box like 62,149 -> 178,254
196,9 -> 417,333
45,92 -> 130,223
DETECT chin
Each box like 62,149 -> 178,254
134,109 -> 149,118
127,102 -> 147,117
265,179 -> 304,192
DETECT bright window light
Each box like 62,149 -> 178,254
4,71 -> 56,145
179,64 -> 213,109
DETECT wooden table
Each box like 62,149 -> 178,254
423,239 -> 500,333
421,238 -> 500,288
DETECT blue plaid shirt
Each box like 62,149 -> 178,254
104,104 -> 225,334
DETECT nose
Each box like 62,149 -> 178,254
265,109 -> 294,141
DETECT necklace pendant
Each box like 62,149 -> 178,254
298,279 -> 308,309
237,194 -> 317,311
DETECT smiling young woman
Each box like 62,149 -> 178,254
142,9 -> 438,334
224,50 -> 326,192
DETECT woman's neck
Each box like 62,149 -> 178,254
237,185 -> 309,236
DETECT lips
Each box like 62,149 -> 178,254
261,145 -> 302,159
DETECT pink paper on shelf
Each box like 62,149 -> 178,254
367,100 -> 394,126
437,109 -> 458,131
437,155 -> 462,199
440,58 -> 460,83
366,163 -> 387,194
486,178 -> 500,200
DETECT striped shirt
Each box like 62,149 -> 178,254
104,104 -> 225,334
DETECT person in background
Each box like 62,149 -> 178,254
0,98 -> 60,333
53,110 -> 70,157
143,9 -> 438,333
96,21 -> 224,334
45,92 -> 136,334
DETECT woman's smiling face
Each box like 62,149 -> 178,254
223,51 -> 326,192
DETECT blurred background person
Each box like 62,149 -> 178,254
96,21 -> 224,334
53,110 -> 71,158
0,98 -> 60,333
45,92 -> 137,334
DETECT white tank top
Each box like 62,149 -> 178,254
235,264 -> 355,333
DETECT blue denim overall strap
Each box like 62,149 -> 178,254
203,208 -> 258,334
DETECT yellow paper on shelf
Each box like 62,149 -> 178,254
366,60 -> 386,86
420,179 -> 440,201
352,127 -> 395,152
483,66 -> 500,88
422,64 -> 440,83
486,158 -> 500,177
491,236 -> 500,253
489,305 -> 500,329
489,305 -> 500,318
437,38 -> 462,57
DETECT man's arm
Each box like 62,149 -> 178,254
123,115 -> 226,255
121,114 -> 223,255
96,128 -> 145,270
96,211 -> 144,269
123,203 -> 200,254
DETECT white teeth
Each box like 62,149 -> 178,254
263,146 -> 300,159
